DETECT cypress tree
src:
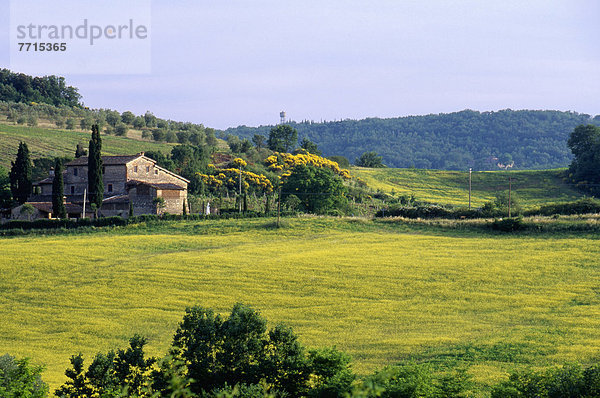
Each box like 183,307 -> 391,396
88,125 -> 104,214
9,142 -> 32,204
75,143 -> 87,158
52,158 -> 67,219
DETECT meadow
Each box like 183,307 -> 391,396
352,167 -> 584,209
0,122 -> 175,169
2,217 -> 600,396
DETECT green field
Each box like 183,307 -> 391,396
0,123 -> 175,169
2,217 -> 600,395
352,167 -> 584,208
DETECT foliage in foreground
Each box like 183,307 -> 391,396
0,354 -> 48,398
55,303 -> 356,398
491,363 -> 600,398
20,302 -> 600,397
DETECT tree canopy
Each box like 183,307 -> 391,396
281,164 -> 348,214
88,125 -> 104,210
268,124 -> 298,153
355,151 -> 384,168
52,158 -> 67,219
9,141 -> 32,204
567,124 -> 600,195
0,69 -> 81,107
224,110 -> 600,170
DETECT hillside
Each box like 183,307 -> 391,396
0,123 -> 176,169
224,109 -> 600,170
352,167 -> 584,209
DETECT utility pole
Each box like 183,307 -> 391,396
82,188 -> 87,218
508,177 -> 512,218
468,168 -> 472,210
277,185 -> 281,227
238,166 -> 242,213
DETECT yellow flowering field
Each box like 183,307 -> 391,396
1,217 -> 599,393
352,167 -> 583,208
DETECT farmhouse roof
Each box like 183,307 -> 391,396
102,195 -> 130,204
26,202 -> 84,213
35,177 -> 54,185
127,180 -> 186,191
66,154 -> 145,166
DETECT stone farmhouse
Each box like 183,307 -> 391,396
13,153 -> 189,220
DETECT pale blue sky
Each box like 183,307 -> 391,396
1,1 -> 599,129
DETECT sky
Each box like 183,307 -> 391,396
1,0 -> 599,129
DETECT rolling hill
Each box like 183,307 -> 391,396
224,109 -> 600,170
0,122 -> 176,169
352,167 -> 584,209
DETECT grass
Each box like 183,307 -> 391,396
0,123 -> 175,169
352,167 -> 584,209
2,217 -> 600,396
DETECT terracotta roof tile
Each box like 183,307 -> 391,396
127,180 -> 185,190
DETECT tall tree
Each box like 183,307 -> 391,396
281,165 -> 347,214
252,134 -> 266,150
567,124 -> 600,194
0,166 -> 12,208
299,137 -> 321,155
75,143 -> 87,158
268,125 -> 298,153
52,158 -> 67,219
88,125 -> 104,213
9,141 -> 32,204
355,151 -> 384,168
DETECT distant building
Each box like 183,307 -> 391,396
19,152 -> 189,219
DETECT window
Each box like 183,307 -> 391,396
74,168 -> 78,176
70,186 -> 75,194
108,184 -> 113,193
134,165 -> 138,173
102,166 -> 106,174
154,169 -> 158,175
146,166 -> 150,172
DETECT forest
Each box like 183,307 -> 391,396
224,110 -> 600,170
0,69 -> 81,108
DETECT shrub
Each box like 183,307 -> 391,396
0,354 -> 48,398
528,198 -> 600,216
377,204 -> 483,219
490,216 -> 525,232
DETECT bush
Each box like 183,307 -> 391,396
357,364 -> 472,398
0,354 -> 48,398
490,216 -> 525,232
377,204 -> 482,219
528,198 -> 600,216
491,363 -> 600,398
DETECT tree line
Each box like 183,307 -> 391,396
0,69 -> 81,108
224,110 -> 600,170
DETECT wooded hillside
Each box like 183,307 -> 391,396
224,110 -> 600,170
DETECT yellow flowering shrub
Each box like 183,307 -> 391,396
232,158 -> 247,168
265,152 -> 351,179
197,168 -> 273,193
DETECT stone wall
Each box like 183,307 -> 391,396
126,157 -> 189,189
158,189 -> 187,214
64,164 -> 128,197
